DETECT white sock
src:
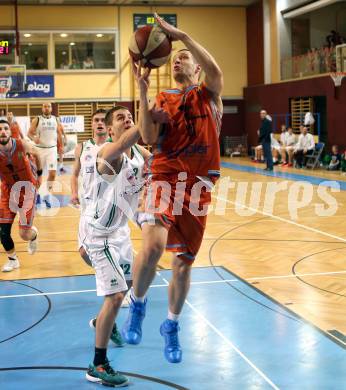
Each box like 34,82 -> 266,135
8,253 -> 18,261
130,289 -> 145,303
273,157 -> 277,162
167,310 -> 179,322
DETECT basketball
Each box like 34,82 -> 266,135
128,25 -> 172,69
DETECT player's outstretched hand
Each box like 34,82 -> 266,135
131,58 -> 151,93
150,107 -> 170,124
71,194 -> 80,206
154,12 -> 186,41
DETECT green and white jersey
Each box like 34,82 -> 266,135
79,139 -> 105,209
88,145 -> 145,233
36,115 -> 58,148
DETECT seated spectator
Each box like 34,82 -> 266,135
341,150 -> 346,174
324,145 -> 341,171
281,127 -> 297,167
69,58 -> 81,69
271,133 -> 281,165
252,144 -> 264,163
31,56 -> 45,70
60,59 -> 69,69
83,56 -> 95,69
294,126 -> 315,168
279,124 -> 287,145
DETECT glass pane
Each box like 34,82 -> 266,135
53,33 -> 115,69
19,33 -> 49,70
0,33 -> 16,65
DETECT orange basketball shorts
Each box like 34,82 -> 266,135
140,174 -> 212,263
0,181 -> 37,229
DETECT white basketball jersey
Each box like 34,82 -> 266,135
88,145 -> 145,233
36,115 -> 58,148
79,139 -> 108,210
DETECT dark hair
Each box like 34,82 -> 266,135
91,108 -> 107,120
105,105 -> 130,126
0,119 -> 10,127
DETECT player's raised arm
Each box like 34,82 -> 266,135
97,125 -> 141,175
155,13 -> 223,98
27,117 -> 40,144
132,59 -> 157,144
70,143 -> 82,205
131,59 -> 170,145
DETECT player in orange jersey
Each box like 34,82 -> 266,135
6,112 -> 24,139
122,13 -> 223,363
0,119 -> 42,272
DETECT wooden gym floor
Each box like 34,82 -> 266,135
1,157 -> 345,346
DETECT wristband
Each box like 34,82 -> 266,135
37,169 -> 43,177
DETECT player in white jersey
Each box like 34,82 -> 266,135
70,109 -> 109,262
71,109 -> 131,306
71,109 -> 127,345
84,105 -> 168,387
28,102 -> 63,206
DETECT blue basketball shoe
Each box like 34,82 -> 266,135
160,319 -> 182,363
121,298 -> 147,344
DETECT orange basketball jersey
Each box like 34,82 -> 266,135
152,83 -> 221,180
0,139 -> 37,187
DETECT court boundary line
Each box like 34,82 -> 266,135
156,271 -> 280,390
210,190 -> 346,347
220,161 -> 346,190
212,194 -> 346,243
218,265 -> 346,349
0,367 -> 188,389
1,268 -> 346,299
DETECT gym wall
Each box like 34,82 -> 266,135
0,5 -> 247,100
244,76 -> 346,150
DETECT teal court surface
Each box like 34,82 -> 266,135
0,266 -> 345,390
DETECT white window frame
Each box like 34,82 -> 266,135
52,29 -> 119,73
0,29 -> 119,73
19,30 -> 51,72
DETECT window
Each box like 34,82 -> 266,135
0,33 -> 16,66
53,32 -> 116,70
19,32 -> 49,70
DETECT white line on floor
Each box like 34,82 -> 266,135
212,194 -> 346,243
1,269 -> 345,299
156,271 -> 281,390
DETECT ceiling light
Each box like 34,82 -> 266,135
96,34 -> 104,38
24,33 -> 31,38
28,43 -> 32,46
70,42 -> 75,46
60,33 -> 68,38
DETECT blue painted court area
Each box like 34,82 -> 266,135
221,161 -> 346,190
0,267 -> 345,390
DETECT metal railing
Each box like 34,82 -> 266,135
281,46 -> 336,80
